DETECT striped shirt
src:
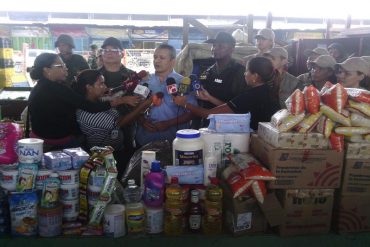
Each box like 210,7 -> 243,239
76,108 -> 124,151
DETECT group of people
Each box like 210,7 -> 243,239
28,31 -> 370,178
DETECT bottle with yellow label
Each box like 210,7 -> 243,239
123,179 -> 145,235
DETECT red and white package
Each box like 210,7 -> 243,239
250,180 -> 267,204
285,89 -> 305,115
304,85 -> 320,114
321,83 -> 348,113
329,132 -> 344,152
320,81 -> 334,96
346,88 -> 370,104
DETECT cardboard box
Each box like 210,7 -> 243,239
345,143 -> 370,159
340,158 -> 370,196
250,135 -> 344,189
257,122 -> 328,149
222,182 -> 267,236
333,195 -> 370,233
277,189 -> 334,236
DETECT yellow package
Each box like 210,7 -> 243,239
335,127 -> 370,137
321,105 -> 351,127
296,112 -> 322,133
277,113 -> 305,132
350,112 -> 370,128
349,100 -> 370,117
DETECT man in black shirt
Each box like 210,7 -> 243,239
195,31 -> 248,127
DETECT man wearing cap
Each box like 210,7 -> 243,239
305,55 -> 337,91
264,47 -> 299,108
297,47 -> 329,88
244,28 -> 275,65
336,57 -> 370,90
99,37 -> 136,167
55,34 -> 90,87
196,31 -> 248,127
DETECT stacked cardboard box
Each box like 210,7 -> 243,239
251,123 -> 345,236
334,143 -> 370,233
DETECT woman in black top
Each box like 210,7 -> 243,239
28,53 -> 134,151
173,57 -> 279,130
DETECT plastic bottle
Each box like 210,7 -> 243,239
143,160 -> 165,208
123,179 -> 145,235
188,189 -> 202,233
203,177 -> 223,234
40,173 -> 60,208
203,149 -> 218,186
164,177 -> 186,236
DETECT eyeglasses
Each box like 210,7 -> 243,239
102,49 -> 121,54
51,64 -> 66,69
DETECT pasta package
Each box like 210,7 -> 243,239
345,135 -> 366,143
346,88 -> 370,104
303,85 -> 320,114
321,83 -> 348,113
348,100 -> 370,117
271,109 -> 290,127
350,112 -> 370,128
295,112 -> 322,133
316,116 -> 335,139
319,81 -> 334,96
285,89 -> 305,115
335,127 -> 370,137
321,105 -> 351,127
277,113 -> 305,132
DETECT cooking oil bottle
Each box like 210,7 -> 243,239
203,177 -> 223,234
164,177 -> 186,235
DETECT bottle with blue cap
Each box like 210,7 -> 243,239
172,129 -> 205,166
143,160 -> 165,207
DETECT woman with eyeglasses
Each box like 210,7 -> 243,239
28,53 -> 136,151
335,57 -> 370,90
173,57 -> 280,130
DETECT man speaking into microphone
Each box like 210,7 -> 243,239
135,44 -> 198,147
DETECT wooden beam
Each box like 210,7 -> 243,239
186,17 -> 215,38
247,14 -> 254,44
326,19 -> 332,39
346,15 -> 352,29
266,12 -> 272,28
183,17 -> 189,47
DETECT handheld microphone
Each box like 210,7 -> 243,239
166,77 -> 178,96
190,74 -> 201,95
178,77 -> 191,96
124,70 -> 149,92
133,84 -> 151,98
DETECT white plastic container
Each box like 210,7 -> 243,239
57,169 -> 79,185
103,204 -> 126,238
17,138 -> 44,164
0,168 -> 18,191
145,206 -> 164,234
173,129 -> 204,166
60,199 -> 79,222
60,183 -> 79,201
140,151 -> 156,187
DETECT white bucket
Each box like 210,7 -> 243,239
103,204 -> 126,238
60,183 -> 79,201
60,199 -> 79,222
0,168 -> 18,191
57,169 -> 79,185
17,138 -> 44,164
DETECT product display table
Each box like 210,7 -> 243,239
1,232 -> 370,247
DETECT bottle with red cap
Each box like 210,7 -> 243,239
203,177 -> 223,234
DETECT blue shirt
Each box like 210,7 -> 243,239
135,70 -> 197,146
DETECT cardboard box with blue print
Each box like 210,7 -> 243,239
250,135 -> 344,189
276,189 -> 334,236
